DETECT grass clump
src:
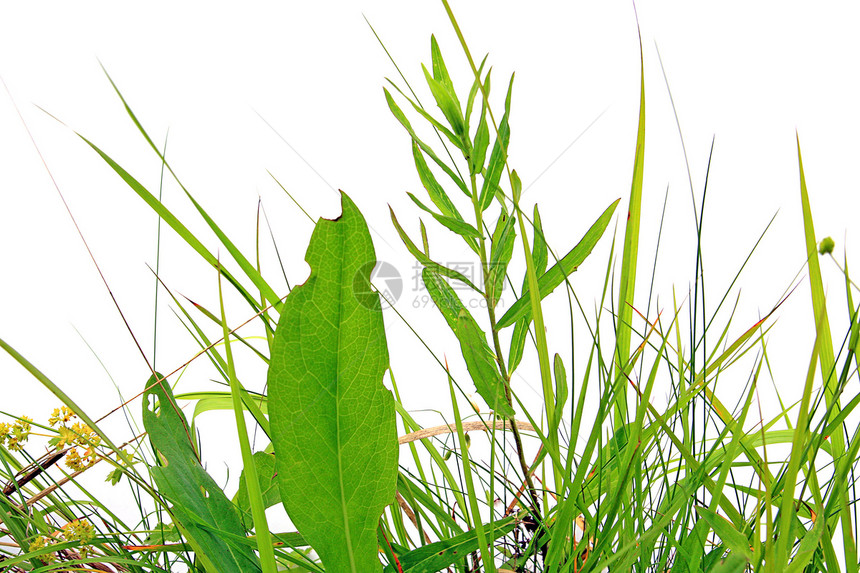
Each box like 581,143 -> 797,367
2,4 -> 859,573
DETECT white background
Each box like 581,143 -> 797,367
1,1 -> 859,524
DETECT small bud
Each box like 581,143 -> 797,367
819,237 -> 835,255
511,169 -> 522,203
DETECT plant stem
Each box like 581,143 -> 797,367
468,173 -> 542,520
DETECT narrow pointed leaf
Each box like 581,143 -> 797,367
488,211 -> 516,308
497,198 -> 620,329
422,268 -> 514,417
79,136 -> 266,318
614,41 -> 646,388
552,353 -> 568,427
406,189 -> 479,253
471,105 -> 490,176
384,87 -> 468,195
268,191 -> 398,572
430,35 -> 457,99
233,452 -> 280,528
422,64 -> 465,138
797,137 -> 838,403
411,141 -> 463,220
708,554 -> 749,573
508,205 -> 547,372
381,518 -> 516,573
694,506 -> 752,560
390,207 -> 481,292
464,58 -> 489,133
479,74 -> 514,210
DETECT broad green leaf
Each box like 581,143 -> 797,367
497,198 -> 620,329
142,373 -> 261,572
268,191 -> 398,572
422,268 -> 514,417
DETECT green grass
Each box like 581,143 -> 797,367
2,4 -> 859,572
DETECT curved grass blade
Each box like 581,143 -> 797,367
447,371 -> 494,572
613,30 -> 646,402
507,205 -> 547,372
796,135 -> 856,571
268,191 -> 398,572
95,70 -> 282,315
79,136 -> 267,321
218,272 -> 276,572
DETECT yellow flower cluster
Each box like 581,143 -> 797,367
49,408 -> 101,471
28,518 -> 96,563
0,416 -> 32,451
2,407 -> 103,473
27,533 -> 58,563
62,519 -> 96,556
48,405 -> 76,427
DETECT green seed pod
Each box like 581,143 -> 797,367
819,236 -> 835,255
